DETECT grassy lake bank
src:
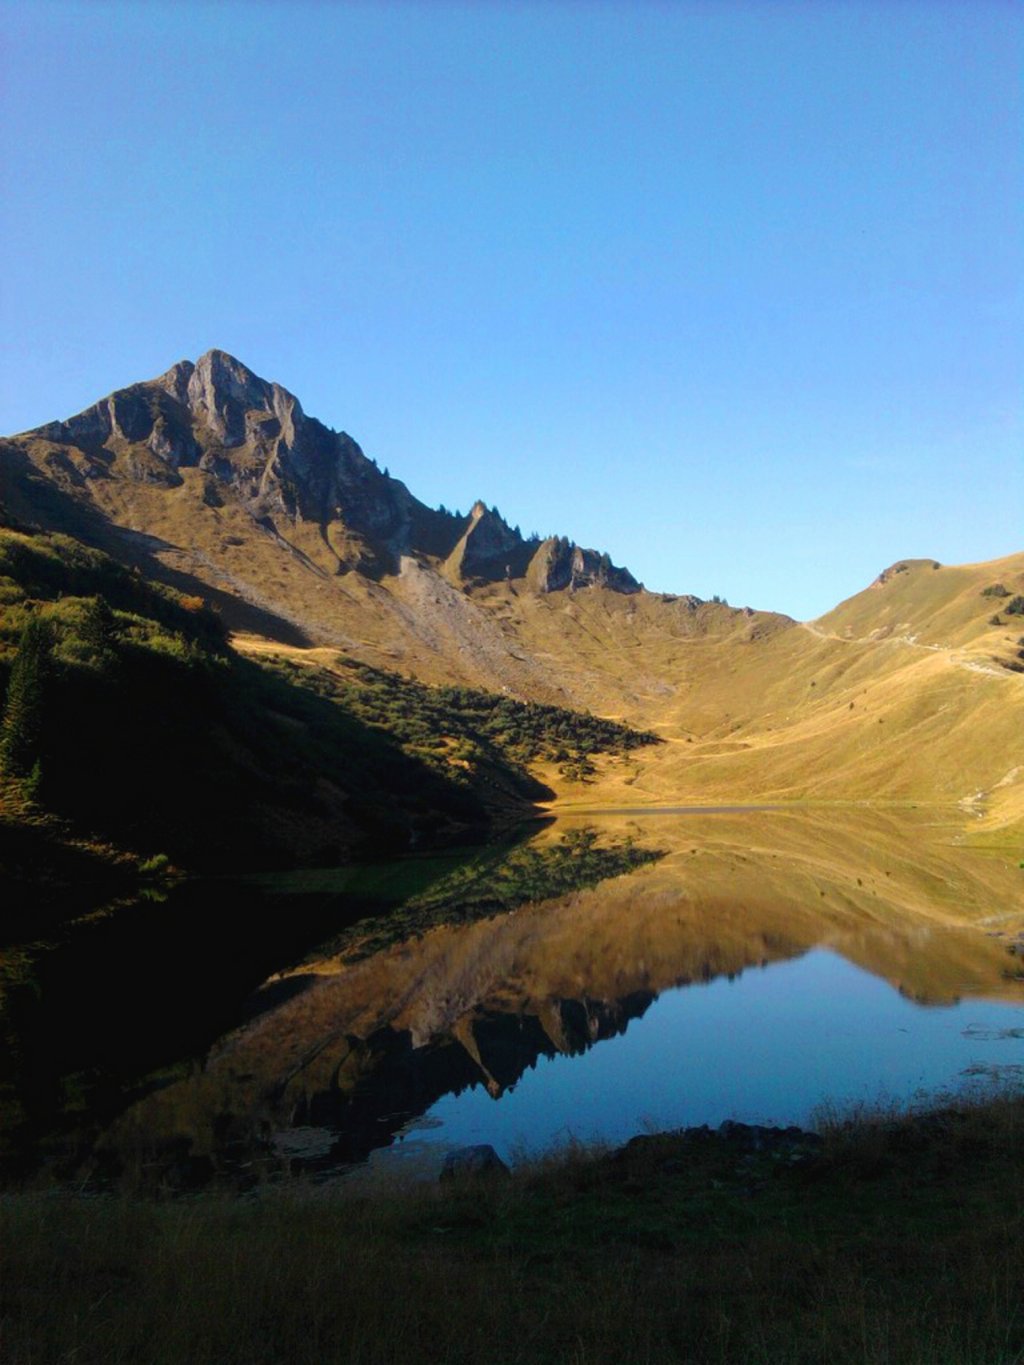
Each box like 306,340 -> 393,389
3,1086 -> 1023,1365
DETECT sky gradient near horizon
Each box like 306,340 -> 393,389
1,0 -> 1020,620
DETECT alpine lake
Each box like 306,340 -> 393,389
3,805 -> 1022,1191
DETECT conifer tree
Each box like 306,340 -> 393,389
78,596 -> 117,661
0,614 -> 52,787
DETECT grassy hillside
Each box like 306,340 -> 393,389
256,651 -> 659,784
228,553 -> 1024,838
0,527 -> 660,893
816,552 -> 1024,657
458,561 -> 1024,837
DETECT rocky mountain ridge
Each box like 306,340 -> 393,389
11,350 -> 640,594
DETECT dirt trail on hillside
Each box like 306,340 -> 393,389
799,621 -> 1011,679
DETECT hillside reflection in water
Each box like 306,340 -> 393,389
5,807 -> 1023,1187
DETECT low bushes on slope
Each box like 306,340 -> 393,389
272,654 -> 662,782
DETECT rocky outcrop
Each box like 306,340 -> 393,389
526,535 -> 641,594
460,501 -> 522,576
444,501 -> 531,583
185,350 -> 282,448
18,351 -> 417,570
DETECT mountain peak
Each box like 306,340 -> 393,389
193,348 -> 273,396
153,358 -> 195,405
181,350 -> 301,447
7,351 -> 644,598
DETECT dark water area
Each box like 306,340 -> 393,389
2,808 -> 1022,1190
0,843 -> 502,1182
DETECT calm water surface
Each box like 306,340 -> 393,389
2,806 -> 1022,1186
417,949 -> 1024,1158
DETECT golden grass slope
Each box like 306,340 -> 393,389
484,559 -> 1024,835
226,553 -> 1024,835
817,552 -> 1024,653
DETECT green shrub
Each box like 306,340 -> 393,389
138,852 -> 171,877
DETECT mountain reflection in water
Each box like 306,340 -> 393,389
4,808 -> 1023,1187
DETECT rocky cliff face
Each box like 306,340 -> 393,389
9,350 -> 642,593
28,351 -> 423,566
527,535 -> 641,594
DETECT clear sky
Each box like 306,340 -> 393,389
1,0 -> 1020,620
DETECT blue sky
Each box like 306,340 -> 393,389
1,0 -> 1020,619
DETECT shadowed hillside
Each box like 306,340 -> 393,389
0,528 -> 657,887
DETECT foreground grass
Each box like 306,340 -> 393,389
3,1092 -> 1024,1364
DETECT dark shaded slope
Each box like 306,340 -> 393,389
0,529 -> 505,876
0,528 -> 659,892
